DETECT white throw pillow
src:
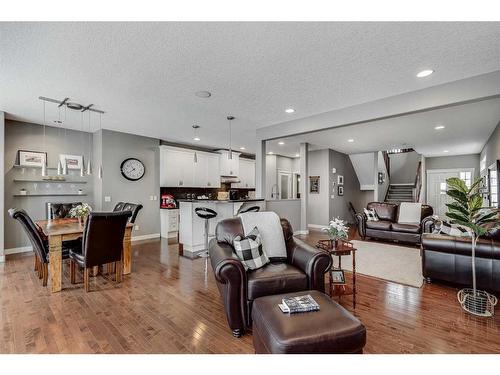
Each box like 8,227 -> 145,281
364,208 -> 379,221
398,202 -> 422,224
238,211 -> 287,259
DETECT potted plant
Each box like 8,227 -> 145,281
445,177 -> 499,316
69,203 -> 92,226
322,218 -> 349,248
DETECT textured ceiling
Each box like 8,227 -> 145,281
1,22 -> 500,153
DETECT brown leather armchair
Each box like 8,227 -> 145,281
209,217 -> 331,337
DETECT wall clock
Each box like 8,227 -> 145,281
120,158 -> 145,181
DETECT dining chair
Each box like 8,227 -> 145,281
113,202 -> 143,224
8,208 -> 49,286
69,211 -> 131,292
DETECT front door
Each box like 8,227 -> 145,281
426,168 -> 474,218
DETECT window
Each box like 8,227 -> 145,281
489,169 -> 498,208
459,171 -> 472,188
440,182 -> 447,195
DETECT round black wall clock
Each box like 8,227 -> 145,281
120,158 -> 145,181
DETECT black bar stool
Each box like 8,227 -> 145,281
238,205 -> 261,214
195,207 -> 217,258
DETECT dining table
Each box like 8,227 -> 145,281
35,218 -> 133,293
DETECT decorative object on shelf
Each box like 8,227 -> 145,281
227,116 -> 234,160
309,175 -> 320,193
17,150 -> 47,168
337,175 -> 344,185
120,158 -> 145,181
59,154 -> 83,170
78,189 -> 84,195
321,217 -> 349,248
445,177 -> 499,317
69,203 -> 92,226
330,269 -> 346,285
338,186 -> 344,196
19,188 -> 27,196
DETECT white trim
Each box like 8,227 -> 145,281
426,168 -> 475,175
5,246 -> 33,255
131,233 -> 160,242
307,224 -> 325,229
0,255 -> 5,263
389,183 -> 414,186
360,184 -> 374,190
293,230 -> 309,235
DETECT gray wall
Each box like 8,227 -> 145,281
307,149 -> 330,226
4,120 -> 94,249
265,154 -> 277,200
0,112 -> 4,260
480,122 -> 500,173
266,199 -> 301,233
99,129 -> 160,238
390,151 -> 421,184
377,151 -> 390,201
425,154 -> 480,177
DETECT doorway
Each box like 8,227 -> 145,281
426,168 -> 474,218
278,170 -> 292,200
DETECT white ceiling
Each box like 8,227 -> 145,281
1,22 -> 500,153
266,98 -> 500,158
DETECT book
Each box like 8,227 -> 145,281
281,294 -> 320,314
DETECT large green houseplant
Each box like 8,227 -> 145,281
445,177 -> 499,316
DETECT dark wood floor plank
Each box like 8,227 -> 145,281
0,231 -> 498,354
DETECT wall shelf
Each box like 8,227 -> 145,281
13,194 -> 87,197
13,164 -> 58,170
13,179 -> 87,184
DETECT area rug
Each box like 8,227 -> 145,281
330,240 -> 424,288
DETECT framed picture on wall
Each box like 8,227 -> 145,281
337,175 -> 344,185
17,150 -> 47,167
338,186 -> 344,196
60,154 -> 83,170
309,176 -> 320,193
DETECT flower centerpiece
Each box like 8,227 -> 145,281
69,203 -> 92,226
322,218 -> 349,248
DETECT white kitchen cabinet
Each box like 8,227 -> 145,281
217,150 -> 240,177
161,146 -> 220,188
233,158 -> 255,188
160,209 -> 179,239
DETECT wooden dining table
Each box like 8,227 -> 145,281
35,218 -> 133,293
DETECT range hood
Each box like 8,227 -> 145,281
221,176 -> 241,183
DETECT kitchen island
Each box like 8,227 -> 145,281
178,199 -> 265,256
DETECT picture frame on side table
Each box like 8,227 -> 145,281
60,154 -> 83,170
331,269 -> 346,284
17,150 -> 47,168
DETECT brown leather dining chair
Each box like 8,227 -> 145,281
8,208 -> 49,286
69,211 -> 131,292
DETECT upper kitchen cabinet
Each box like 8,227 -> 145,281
232,158 -> 255,188
217,150 -> 240,177
160,145 -> 221,188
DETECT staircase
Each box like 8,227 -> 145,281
385,184 -> 414,204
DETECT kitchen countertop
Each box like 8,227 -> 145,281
176,198 -> 265,203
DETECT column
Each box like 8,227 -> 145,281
299,142 -> 309,233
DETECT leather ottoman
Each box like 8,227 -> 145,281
252,290 -> 366,354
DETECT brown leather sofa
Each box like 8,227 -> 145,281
209,217 -> 331,337
355,202 -> 433,245
421,228 -> 500,293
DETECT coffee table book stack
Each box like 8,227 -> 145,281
279,294 -> 320,313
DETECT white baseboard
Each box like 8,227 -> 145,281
131,233 -> 160,242
307,224 -> 325,229
5,246 -> 33,255
293,230 -> 309,235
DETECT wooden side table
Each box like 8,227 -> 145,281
316,239 -> 357,309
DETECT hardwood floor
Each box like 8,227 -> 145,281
0,233 -> 499,354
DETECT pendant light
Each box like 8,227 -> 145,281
192,125 -> 200,163
57,107 -> 64,175
61,107 -> 68,175
80,112 -> 85,177
86,111 -> 93,176
98,113 -> 103,179
41,100 -> 48,177
227,116 -> 234,160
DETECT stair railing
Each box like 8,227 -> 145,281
413,161 -> 422,202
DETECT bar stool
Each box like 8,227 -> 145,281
238,205 -> 261,214
195,207 -> 217,258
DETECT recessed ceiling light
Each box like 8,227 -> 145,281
268,151 -> 274,155
278,141 -> 285,145
240,146 -> 246,150
295,153 -> 300,157
193,137 -> 200,141
195,90 -> 212,98
417,69 -> 434,78
434,125 -> 445,130
347,139 -> 354,143
443,150 -> 449,153
285,108 -> 295,114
